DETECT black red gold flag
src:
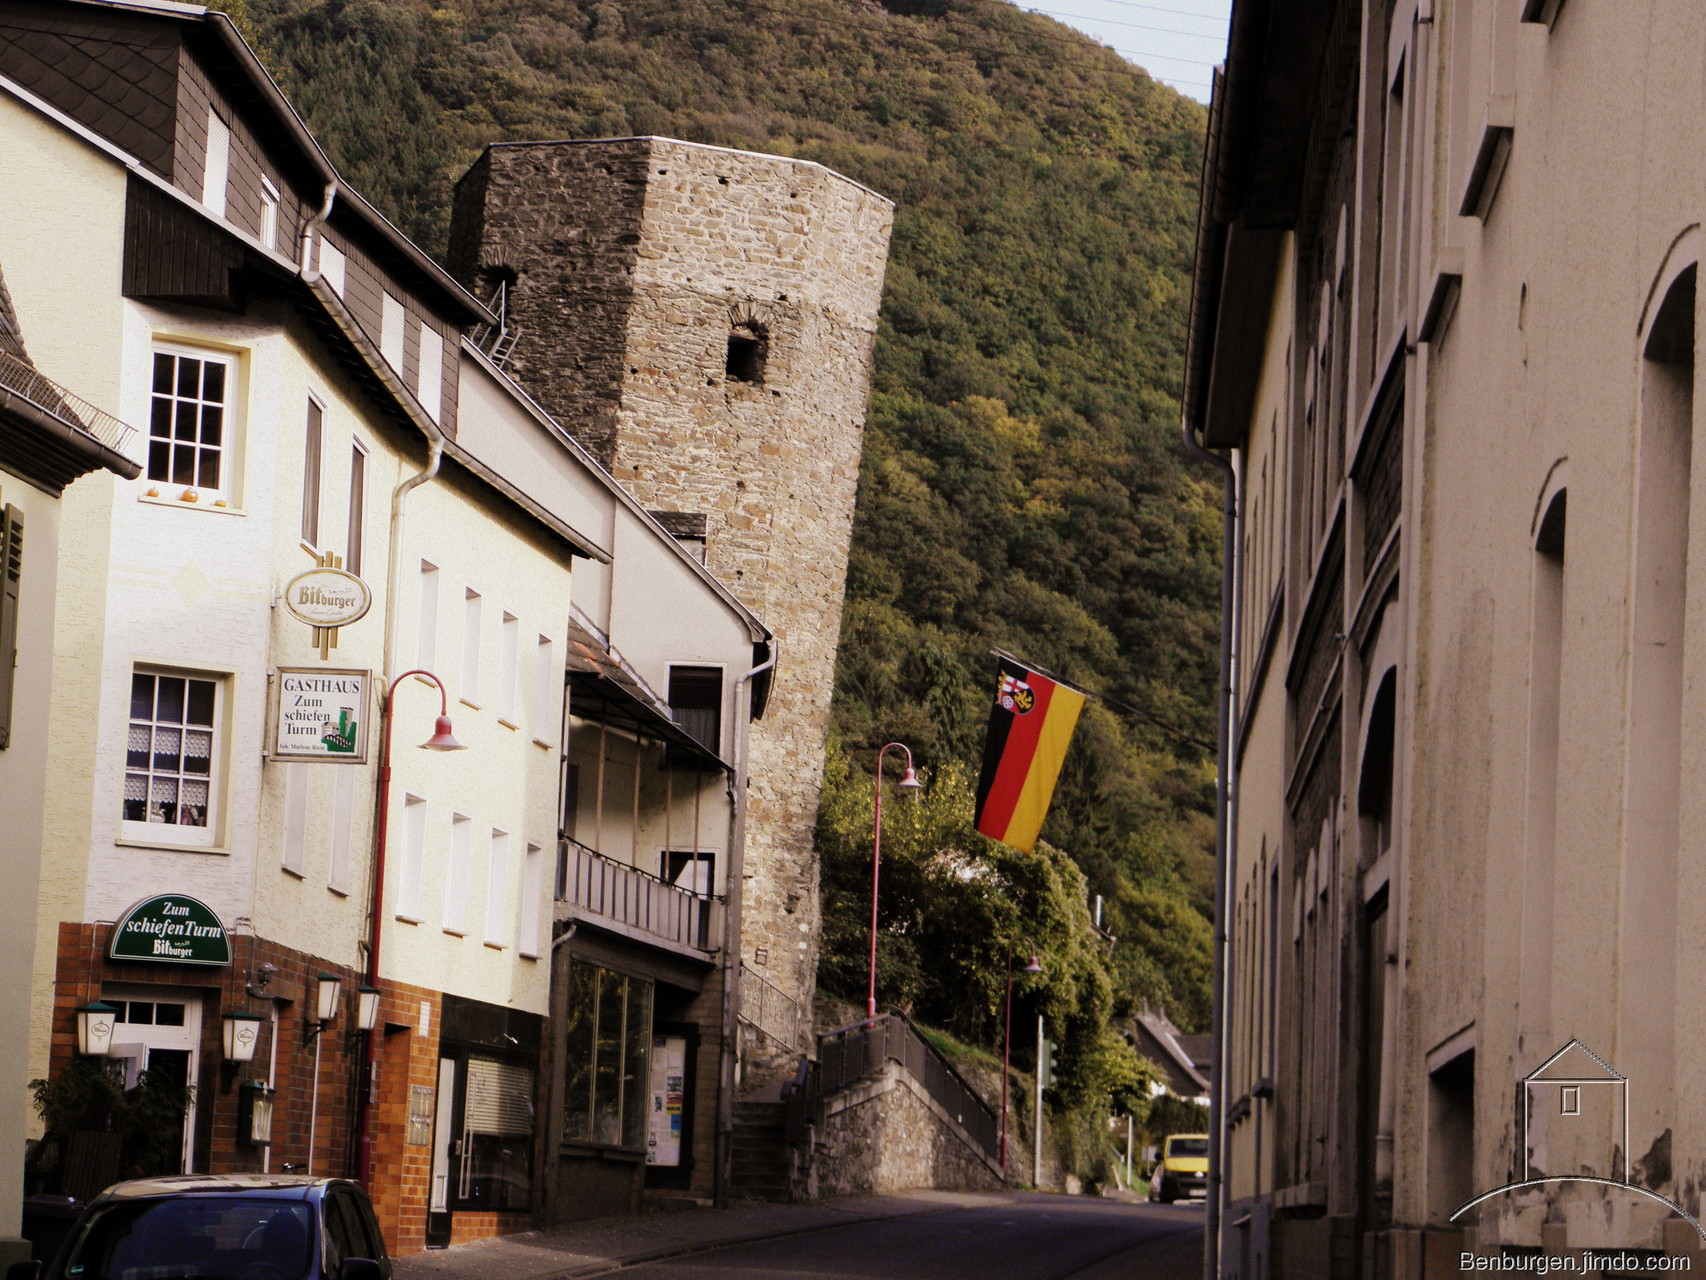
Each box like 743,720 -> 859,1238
973,655 -> 1086,853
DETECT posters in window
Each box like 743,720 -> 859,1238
647,1035 -> 686,1166
273,668 -> 370,762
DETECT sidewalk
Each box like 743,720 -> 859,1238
392,1190 -> 1012,1280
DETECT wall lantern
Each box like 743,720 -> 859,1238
315,972 -> 342,1026
75,1002 -> 118,1057
238,1080 -> 276,1147
221,1010 -> 266,1063
356,986 -> 380,1033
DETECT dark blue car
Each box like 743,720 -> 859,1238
11,1175 -> 390,1280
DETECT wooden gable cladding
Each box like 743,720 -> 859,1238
123,173 -> 250,311
0,0 -> 178,177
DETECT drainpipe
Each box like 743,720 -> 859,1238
1184,415 -> 1237,1280
715,639 -> 778,1207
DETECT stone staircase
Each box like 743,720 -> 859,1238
728,1099 -> 792,1201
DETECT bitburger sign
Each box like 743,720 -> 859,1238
282,567 -> 371,628
109,894 -> 232,966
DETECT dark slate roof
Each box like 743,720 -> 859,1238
0,260 -> 25,361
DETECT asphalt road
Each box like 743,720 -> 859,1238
611,1194 -> 1205,1280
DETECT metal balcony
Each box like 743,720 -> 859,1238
555,838 -> 723,958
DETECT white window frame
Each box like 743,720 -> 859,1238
461,588 -> 482,706
347,439 -> 368,576
416,324 -> 443,421
301,395 -> 324,548
396,793 -> 427,921
416,561 -> 439,670
327,765 -> 354,895
203,111 -> 229,217
445,812 -> 471,935
259,176 -> 280,250
280,762 -> 308,875
532,635 -> 556,747
381,293 -> 406,372
120,666 -> 225,850
146,344 -> 239,504
485,829 -> 509,947
318,237 -> 346,297
497,612 -> 519,724
519,842 -> 543,959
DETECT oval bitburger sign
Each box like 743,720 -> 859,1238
283,568 -> 372,629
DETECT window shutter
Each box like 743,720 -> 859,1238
0,505 -> 22,751
463,1057 -> 533,1136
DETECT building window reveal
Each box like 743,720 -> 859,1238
125,671 -> 217,830
149,350 -> 232,497
668,666 -> 723,760
562,961 -> 652,1148
301,398 -> 323,546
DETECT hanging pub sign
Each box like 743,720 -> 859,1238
273,668 -> 371,763
284,558 -> 371,659
109,894 -> 232,966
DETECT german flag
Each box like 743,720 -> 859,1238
974,656 -> 1086,853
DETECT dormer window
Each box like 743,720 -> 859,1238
259,177 -> 280,250
203,112 -> 229,217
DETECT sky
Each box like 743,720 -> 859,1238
1014,0 -> 1232,103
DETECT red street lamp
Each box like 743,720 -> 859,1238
354,670 -> 465,1185
867,742 -> 923,1025
1000,936 -> 1043,1173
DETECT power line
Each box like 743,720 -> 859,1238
1090,0 -> 1231,19
1023,6 -> 1229,41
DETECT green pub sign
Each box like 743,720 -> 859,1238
109,895 -> 232,966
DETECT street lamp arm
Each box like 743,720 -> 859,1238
381,669 -> 451,716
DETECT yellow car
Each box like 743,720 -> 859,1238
1149,1133 -> 1209,1203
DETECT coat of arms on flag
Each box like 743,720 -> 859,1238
974,654 -> 1087,853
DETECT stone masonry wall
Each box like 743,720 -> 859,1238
450,139 -> 894,1062
810,1063 -> 1005,1198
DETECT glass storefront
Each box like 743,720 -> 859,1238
562,961 -> 652,1149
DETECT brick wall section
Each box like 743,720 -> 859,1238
48,927 -> 528,1256
450,139 -> 894,1053
811,1064 -> 1004,1198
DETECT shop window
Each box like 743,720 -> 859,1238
148,348 -> 236,503
123,669 -> 221,848
562,961 -> 652,1149
457,1055 -> 535,1210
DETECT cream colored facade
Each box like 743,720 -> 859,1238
0,0 -> 776,1249
1191,0 -> 1706,1274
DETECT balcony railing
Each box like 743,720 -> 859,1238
0,350 -> 137,453
556,838 -> 722,955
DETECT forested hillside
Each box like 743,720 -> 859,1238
245,0 -> 1220,1089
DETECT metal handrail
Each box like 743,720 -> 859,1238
738,962 -> 801,1046
0,350 -> 136,453
810,1011 -> 1000,1161
555,837 -> 722,953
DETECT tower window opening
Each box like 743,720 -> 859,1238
726,325 -> 768,383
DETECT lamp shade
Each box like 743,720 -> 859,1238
421,715 -> 465,751
315,973 -> 342,1024
75,1001 -> 118,1056
356,985 -> 380,1032
1023,952 -> 1044,974
221,1010 -> 266,1062
896,766 -> 923,791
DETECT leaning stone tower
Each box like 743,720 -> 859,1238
449,137 -> 893,1066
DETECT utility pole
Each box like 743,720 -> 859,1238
1034,1014 -> 1045,1188
1126,1113 -> 1134,1190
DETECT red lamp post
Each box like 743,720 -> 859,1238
1000,937 -> 1043,1173
867,742 -> 923,1025
353,670 -> 464,1186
